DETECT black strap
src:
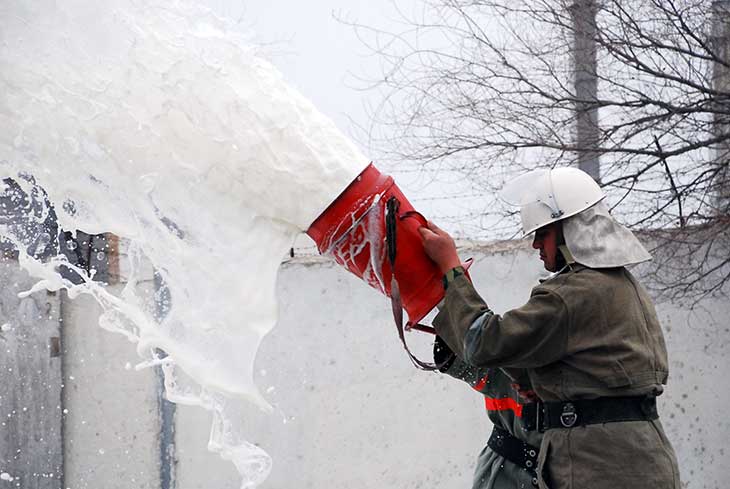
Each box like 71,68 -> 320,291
385,196 -> 398,265
487,426 -> 539,475
385,197 -> 452,371
520,402 -> 539,431
525,396 -> 659,432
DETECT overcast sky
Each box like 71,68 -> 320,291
201,0 -> 407,151
199,0 -> 492,241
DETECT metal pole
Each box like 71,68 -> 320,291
571,0 -> 601,182
154,270 -> 176,489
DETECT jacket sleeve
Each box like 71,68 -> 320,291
432,274 -> 570,368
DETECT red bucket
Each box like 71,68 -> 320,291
306,163 -> 445,330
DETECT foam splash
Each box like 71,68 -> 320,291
0,1 -> 368,486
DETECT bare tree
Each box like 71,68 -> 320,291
352,0 -> 730,303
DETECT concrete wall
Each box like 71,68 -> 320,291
4,242 -> 727,488
61,283 -> 162,489
0,257 -> 63,489
175,259 -> 488,489
174,242 -> 730,489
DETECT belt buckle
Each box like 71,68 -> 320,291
560,402 -> 578,428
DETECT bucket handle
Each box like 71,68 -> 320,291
400,210 -> 428,227
399,209 -> 439,334
385,197 -> 454,371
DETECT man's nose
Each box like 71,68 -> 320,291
532,238 -> 541,249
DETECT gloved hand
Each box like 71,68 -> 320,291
435,335 -> 490,386
433,335 -> 456,373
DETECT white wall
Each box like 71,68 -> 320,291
173,241 -> 730,489
55,241 -> 730,489
62,284 -> 161,489
175,256 -> 487,489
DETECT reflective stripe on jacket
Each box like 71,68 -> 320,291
440,354 -> 541,489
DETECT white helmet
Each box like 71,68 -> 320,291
500,167 -> 605,236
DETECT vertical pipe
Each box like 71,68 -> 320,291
570,0 -> 601,182
154,270 -> 176,489
58,290 -> 67,489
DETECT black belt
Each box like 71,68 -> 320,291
522,396 -> 659,432
487,426 -> 539,475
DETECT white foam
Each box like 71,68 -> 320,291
0,1 -> 368,486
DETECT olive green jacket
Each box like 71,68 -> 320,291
433,265 -> 681,489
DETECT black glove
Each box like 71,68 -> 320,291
433,335 -> 456,373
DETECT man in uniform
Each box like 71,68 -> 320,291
435,336 -> 542,488
419,167 -> 680,489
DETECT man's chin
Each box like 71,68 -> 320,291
538,255 -> 557,272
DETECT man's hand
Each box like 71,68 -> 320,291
418,221 -> 462,274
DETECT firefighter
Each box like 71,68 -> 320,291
419,167 -> 680,489
435,335 -> 542,488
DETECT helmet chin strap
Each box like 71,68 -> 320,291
558,244 -> 576,265
540,244 -> 576,283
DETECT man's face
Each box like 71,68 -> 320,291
532,223 -> 560,272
